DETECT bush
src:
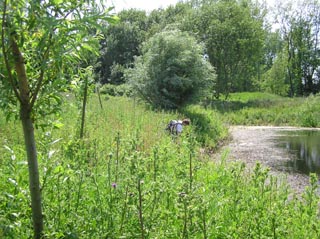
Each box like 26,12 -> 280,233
99,84 -> 132,97
126,29 -> 216,109
183,104 -> 228,149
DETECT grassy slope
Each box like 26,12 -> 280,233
209,92 -> 320,127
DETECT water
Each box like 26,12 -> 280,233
275,130 -> 320,175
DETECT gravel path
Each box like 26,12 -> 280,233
216,126 -> 317,195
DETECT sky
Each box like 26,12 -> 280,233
109,0 -> 182,12
109,0 -> 277,13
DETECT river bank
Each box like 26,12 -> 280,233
214,126 -> 320,196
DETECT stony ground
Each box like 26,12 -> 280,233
213,126 -> 318,196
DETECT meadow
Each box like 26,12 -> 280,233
210,92 -> 320,127
0,93 -> 319,238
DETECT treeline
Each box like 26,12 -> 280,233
95,0 -> 320,98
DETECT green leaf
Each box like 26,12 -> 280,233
53,121 -> 64,129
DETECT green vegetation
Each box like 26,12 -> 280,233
126,29 -> 215,109
206,92 -> 320,128
95,1 -> 320,99
1,1 -> 118,236
183,104 -> 229,149
1,0 -> 320,237
1,95 -> 319,238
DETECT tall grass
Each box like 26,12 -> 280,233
0,94 -> 319,238
209,92 -> 320,127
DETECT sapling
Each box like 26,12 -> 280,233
0,1 -> 118,237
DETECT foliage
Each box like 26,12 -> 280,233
276,0 -> 320,96
0,0 -> 118,122
192,0 -> 266,98
92,0 -> 320,99
99,83 -> 132,97
0,0 -> 118,237
0,95 -> 319,238
260,49 -> 289,96
146,2 -> 194,37
95,9 -> 147,84
211,92 -> 320,127
263,30 -> 284,71
126,29 -> 216,109
95,2 -> 195,85
182,104 -> 229,149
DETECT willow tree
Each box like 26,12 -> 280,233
0,0 -> 117,238
126,29 -> 216,109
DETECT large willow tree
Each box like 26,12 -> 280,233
126,29 -> 216,109
0,0 -> 117,238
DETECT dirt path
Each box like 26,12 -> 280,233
215,126 -> 316,195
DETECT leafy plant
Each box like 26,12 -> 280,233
0,95 -> 319,238
0,0 -> 118,237
126,29 -> 216,109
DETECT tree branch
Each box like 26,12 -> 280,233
30,37 -> 52,109
1,0 -> 22,103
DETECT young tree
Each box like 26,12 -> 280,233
126,29 -> 216,109
0,0 -> 117,238
261,49 -> 289,96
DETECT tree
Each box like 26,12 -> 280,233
96,9 -> 147,85
260,49 -> 289,96
277,0 -> 320,96
192,0 -> 266,98
126,29 -> 216,109
263,30 -> 284,71
146,2 -> 194,36
0,0 -> 117,238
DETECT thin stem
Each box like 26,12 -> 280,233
137,179 -> 145,239
119,184 -> 129,234
116,132 -> 120,182
189,151 -> 193,192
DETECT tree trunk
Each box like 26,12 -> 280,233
20,106 -> 44,239
11,35 -> 44,238
287,38 -> 295,97
97,85 -> 103,110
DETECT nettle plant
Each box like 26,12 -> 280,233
0,0 -> 118,237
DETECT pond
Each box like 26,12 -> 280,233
275,129 -> 320,175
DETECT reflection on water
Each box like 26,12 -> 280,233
275,130 -> 320,175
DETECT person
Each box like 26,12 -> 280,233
166,118 -> 190,135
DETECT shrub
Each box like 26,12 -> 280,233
126,29 -> 216,109
183,104 -> 228,149
99,84 -> 132,97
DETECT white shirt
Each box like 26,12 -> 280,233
176,121 -> 183,134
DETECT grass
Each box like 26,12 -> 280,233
0,93 -> 319,238
206,92 -> 320,127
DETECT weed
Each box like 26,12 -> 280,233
0,95 -> 319,238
